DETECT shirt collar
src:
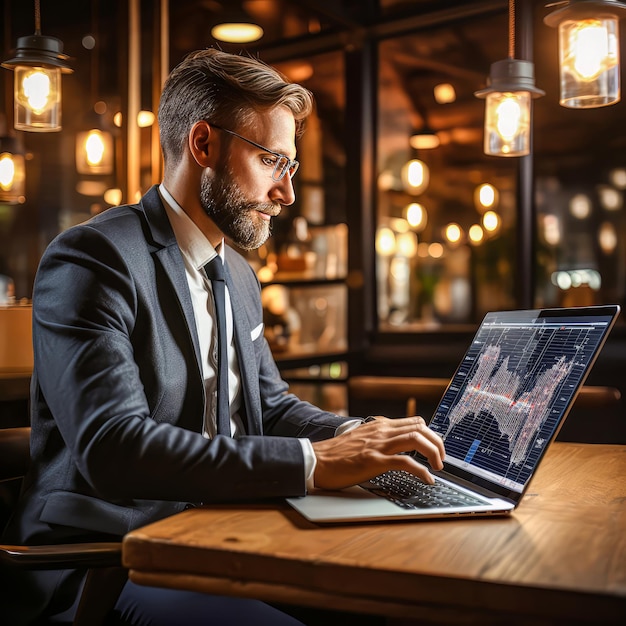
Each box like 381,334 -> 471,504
158,183 -> 224,270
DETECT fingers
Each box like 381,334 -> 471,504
362,416 -> 445,471
312,415 -> 446,491
378,452 -> 436,484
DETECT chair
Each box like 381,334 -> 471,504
0,426 -> 126,626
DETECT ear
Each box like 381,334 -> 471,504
188,120 -> 218,168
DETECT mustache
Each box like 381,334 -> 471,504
247,203 -> 281,217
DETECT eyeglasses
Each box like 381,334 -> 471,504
211,124 -> 299,182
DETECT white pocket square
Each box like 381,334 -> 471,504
250,323 -> 264,341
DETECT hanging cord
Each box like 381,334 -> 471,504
34,0 -> 41,35
508,0 -> 515,59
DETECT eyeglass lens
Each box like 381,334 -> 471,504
273,156 -> 299,182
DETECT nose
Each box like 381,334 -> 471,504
270,174 -> 296,207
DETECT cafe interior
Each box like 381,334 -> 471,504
0,2 -> 625,624
0,0 -> 625,444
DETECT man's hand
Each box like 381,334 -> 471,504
311,416 -> 445,490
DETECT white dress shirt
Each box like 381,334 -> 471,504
158,184 -> 317,487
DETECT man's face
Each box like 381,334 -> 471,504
199,163 -> 279,250
200,107 -> 297,251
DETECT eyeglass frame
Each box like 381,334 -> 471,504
209,123 -> 299,182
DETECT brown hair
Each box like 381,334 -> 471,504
158,48 -> 314,164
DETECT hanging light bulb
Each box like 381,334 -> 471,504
1,0 -> 73,132
0,136 -> 26,204
76,127 -> 113,175
400,158 -> 429,194
409,128 -> 440,150
475,1 -> 544,156
544,1 -> 626,108
475,59 -> 544,156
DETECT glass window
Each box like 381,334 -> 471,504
375,5 -> 626,330
376,11 -> 518,330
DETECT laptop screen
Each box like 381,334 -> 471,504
428,306 -> 619,498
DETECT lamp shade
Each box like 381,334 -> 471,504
544,0 -> 626,108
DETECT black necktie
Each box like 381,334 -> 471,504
205,256 -> 230,436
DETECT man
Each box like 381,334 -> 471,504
1,49 -> 444,624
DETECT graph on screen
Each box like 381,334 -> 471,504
429,316 -> 608,490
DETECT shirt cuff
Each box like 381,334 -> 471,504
299,420 -> 363,491
299,438 -> 317,492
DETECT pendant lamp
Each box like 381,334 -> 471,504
475,0 -> 544,156
544,0 -> 626,108
1,0 -> 73,132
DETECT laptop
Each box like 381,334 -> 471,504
287,304 -> 620,523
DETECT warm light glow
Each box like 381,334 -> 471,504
376,227 -> 396,256
428,242 -> 444,258
571,20 -> 610,79
85,130 -> 106,166
445,223 -> 462,243
257,265 -> 275,283
569,193 -> 591,219
484,91 -> 531,156
482,210 -> 500,232
409,132 -> 440,150
474,183 -> 498,212
557,16 -> 620,108
396,232 -> 418,258
389,217 -> 409,233
0,151 -> 25,203
112,110 -> 155,128
211,22 -> 264,43
434,83 -> 456,104
468,224 -> 484,244
496,97 -> 522,140
76,129 -> 113,175
104,188 -> 123,205
76,180 -> 108,196
401,158 -> 429,194
14,65 -> 61,131
405,202 -> 427,231
542,214 -> 562,245
609,167 -> 626,189
598,185 -> 622,211
598,221 -> 618,253
0,154 -> 16,189
21,69 -> 51,113
137,110 -> 155,127
417,242 -> 430,258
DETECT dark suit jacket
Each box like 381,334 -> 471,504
1,186 -> 348,622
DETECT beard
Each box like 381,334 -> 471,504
200,164 -> 280,251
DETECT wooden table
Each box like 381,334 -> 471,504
123,443 -> 626,625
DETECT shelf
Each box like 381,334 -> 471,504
260,275 -> 346,288
273,349 -> 348,370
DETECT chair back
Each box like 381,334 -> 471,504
0,426 -> 31,533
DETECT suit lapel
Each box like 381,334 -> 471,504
140,186 -> 203,380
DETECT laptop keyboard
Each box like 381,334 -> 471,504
363,470 -> 488,510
